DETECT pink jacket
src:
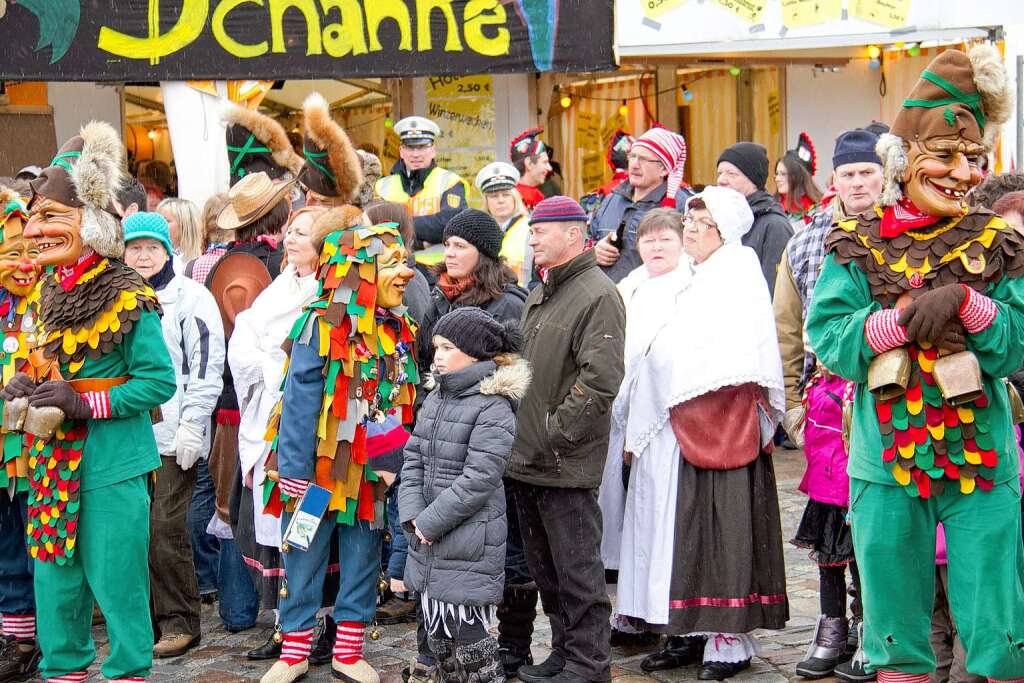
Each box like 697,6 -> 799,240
799,374 -> 853,507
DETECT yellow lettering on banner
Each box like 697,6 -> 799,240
321,0 -> 369,56
641,0 -> 687,20
849,0 -> 911,28
463,0 -> 509,57
213,0 -> 270,58
269,0 -> 323,54
417,0 -> 462,51
97,0 -> 208,61
712,0 -> 765,24
780,0 -> 841,27
366,0 -> 413,52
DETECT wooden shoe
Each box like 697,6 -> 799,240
261,659 -> 309,683
332,658 -> 380,683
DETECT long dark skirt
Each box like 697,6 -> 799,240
637,451 -> 789,635
791,499 -> 855,567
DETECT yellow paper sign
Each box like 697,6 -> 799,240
601,113 -> 628,151
425,75 -> 493,99
850,0 -> 911,28
713,0 -> 765,23
582,152 -> 606,193
641,0 -> 687,20
780,0 -> 842,27
576,110 -> 602,151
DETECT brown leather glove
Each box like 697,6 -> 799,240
0,373 -> 36,402
898,284 -> 966,344
29,381 -> 92,420
933,319 -> 967,354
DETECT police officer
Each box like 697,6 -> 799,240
375,116 -> 468,244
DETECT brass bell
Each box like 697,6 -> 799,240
279,581 -> 289,599
383,531 -> 392,543
1007,380 -> 1024,424
281,542 -> 291,553
273,629 -> 284,644
378,576 -> 389,592
933,351 -> 984,406
867,348 -> 911,400
368,627 -> 382,641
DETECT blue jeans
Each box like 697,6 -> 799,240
385,481 -> 408,582
188,459 -> 220,594
217,537 -> 259,630
0,493 -> 33,615
279,514 -> 380,632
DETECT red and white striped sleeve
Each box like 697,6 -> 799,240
864,308 -> 909,354
958,284 -> 997,334
82,391 -> 111,419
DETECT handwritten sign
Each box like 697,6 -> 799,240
582,152 -> 606,193
0,0 -> 615,80
780,0 -> 842,27
601,113 -> 628,151
642,0 -> 688,20
850,0 -> 912,28
427,75 -> 495,193
576,111 -> 602,151
768,91 -> 780,137
713,0 -> 766,24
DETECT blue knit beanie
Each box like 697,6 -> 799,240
832,129 -> 881,170
123,211 -> 174,257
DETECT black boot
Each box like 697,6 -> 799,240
834,620 -> 876,683
698,659 -> 750,681
0,636 -> 40,682
796,616 -> 850,679
640,635 -> 707,672
497,585 -> 537,678
455,636 -> 506,683
310,615 -> 336,665
516,652 -> 565,682
429,634 -> 458,683
247,629 -> 282,661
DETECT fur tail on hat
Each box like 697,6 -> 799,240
876,132 -> 909,207
222,102 -> 304,176
969,44 -> 1012,149
74,121 -> 126,259
303,92 -> 362,202
0,186 -> 21,209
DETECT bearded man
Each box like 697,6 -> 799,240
807,46 -> 1024,682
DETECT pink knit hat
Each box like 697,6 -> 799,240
632,127 -> 687,207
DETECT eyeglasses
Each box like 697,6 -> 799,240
682,214 -> 718,233
627,153 -> 663,165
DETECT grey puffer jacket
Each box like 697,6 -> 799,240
399,354 -> 531,606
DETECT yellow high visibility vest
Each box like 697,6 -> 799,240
499,214 -> 532,287
374,167 -> 466,217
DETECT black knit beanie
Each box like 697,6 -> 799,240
717,142 -> 769,190
432,307 -> 522,361
443,209 -> 504,261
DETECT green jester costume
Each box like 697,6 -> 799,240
807,47 -> 1024,680
0,122 -> 176,682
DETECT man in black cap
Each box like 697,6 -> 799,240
717,142 -> 793,296
772,128 -> 883,682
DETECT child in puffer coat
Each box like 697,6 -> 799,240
399,308 -> 531,683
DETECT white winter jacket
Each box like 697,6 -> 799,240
153,273 -> 225,455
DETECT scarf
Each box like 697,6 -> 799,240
147,257 -> 176,291
880,196 -> 945,237
57,252 -> 101,292
437,272 -> 477,302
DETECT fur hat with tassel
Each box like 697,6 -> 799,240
223,102 -> 303,186
877,44 -> 1011,206
29,121 -> 126,259
298,92 -> 363,202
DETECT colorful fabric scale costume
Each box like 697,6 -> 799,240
4,122 -> 176,682
807,47 -> 1024,681
0,188 -> 44,682
259,220 -> 416,683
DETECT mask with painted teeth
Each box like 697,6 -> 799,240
902,137 -> 984,217
24,196 -> 84,267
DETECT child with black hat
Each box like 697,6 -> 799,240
399,307 -> 531,683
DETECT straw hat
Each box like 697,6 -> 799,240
217,171 -> 293,231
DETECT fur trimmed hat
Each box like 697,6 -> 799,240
352,149 -> 382,208
29,121 -> 126,259
878,45 -> 1011,206
223,103 -> 303,187
298,92 -> 363,201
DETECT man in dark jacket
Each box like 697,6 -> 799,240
717,142 -> 794,296
591,127 -> 690,283
507,196 -> 625,683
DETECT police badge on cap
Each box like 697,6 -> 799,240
475,162 -> 520,194
395,117 -> 440,147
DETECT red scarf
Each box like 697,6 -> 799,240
57,252 -> 101,292
437,272 -> 477,302
880,197 -> 943,238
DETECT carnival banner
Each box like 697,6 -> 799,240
0,0 -> 615,81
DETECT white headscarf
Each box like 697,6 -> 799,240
685,185 -> 754,244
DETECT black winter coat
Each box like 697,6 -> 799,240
742,190 -> 794,298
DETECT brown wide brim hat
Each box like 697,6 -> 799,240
217,171 -> 294,231
207,251 -> 273,337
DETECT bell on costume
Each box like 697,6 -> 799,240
2,396 -> 28,431
1006,380 -> 1024,424
867,348 -> 911,400
932,351 -> 984,406
24,405 -> 65,440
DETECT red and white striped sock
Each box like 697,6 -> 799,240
108,678 -> 145,682
333,621 -> 365,665
988,679 -> 1024,683
280,628 -> 314,665
46,673 -> 88,682
1,614 -> 35,641
878,672 -> 930,683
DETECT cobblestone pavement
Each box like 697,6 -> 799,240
41,448 -> 836,682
